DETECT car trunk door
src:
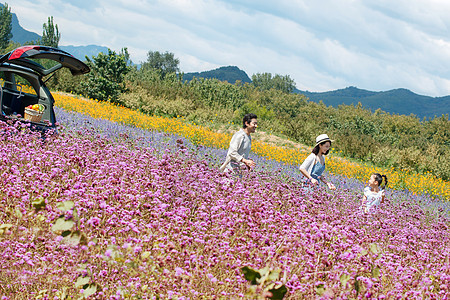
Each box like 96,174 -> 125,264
0,45 -> 90,76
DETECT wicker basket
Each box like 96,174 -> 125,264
24,108 -> 43,122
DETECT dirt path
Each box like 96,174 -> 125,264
215,123 -> 310,151
252,130 -> 310,151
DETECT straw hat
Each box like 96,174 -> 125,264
315,134 -> 333,146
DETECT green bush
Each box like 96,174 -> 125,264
82,48 -> 131,103
46,68 -> 86,95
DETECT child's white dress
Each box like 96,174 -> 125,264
363,186 -> 384,211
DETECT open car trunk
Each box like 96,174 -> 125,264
0,45 -> 90,132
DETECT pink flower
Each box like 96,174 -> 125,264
175,267 -> 184,277
207,273 -> 217,283
87,217 -> 101,227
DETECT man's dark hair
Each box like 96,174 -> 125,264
243,113 -> 257,128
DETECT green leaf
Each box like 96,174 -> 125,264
52,217 -> 74,232
340,273 -> 351,287
371,266 -> 381,278
72,208 -> 79,221
77,264 -> 88,272
15,209 -> 23,218
369,243 -> 381,255
141,251 -> 151,260
38,289 -> 48,295
245,285 -> 257,297
75,276 -> 90,288
268,284 -> 288,300
258,266 -> 270,277
268,269 -> 281,282
58,287 -> 68,299
36,215 -> 45,222
354,278 -> 361,294
32,197 -> 46,210
315,283 -> 326,296
62,230 -> 87,246
241,266 -> 261,285
82,283 -> 97,298
0,224 -> 13,235
0,224 -> 13,230
57,201 -> 74,212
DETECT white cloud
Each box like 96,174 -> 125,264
8,0 -> 450,97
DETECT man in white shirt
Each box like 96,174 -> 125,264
220,113 -> 257,176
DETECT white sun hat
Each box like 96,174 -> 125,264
315,134 -> 334,146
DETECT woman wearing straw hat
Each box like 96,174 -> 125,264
299,134 -> 336,190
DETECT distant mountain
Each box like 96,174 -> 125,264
1,3 -> 41,44
59,45 -> 109,61
11,14 -> 41,44
297,86 -> 450,119
3,4 -> 107,61
182,66 -> 252,84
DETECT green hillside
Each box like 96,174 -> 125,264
298,86 -> 450,119
181,66 -> 449,119
59,45 -> 109,61
182,66 -> 252,84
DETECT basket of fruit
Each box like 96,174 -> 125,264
24,104 -> 45,122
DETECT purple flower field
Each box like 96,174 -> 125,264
0,108 -> 449,299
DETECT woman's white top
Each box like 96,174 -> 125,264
300,153 -> 322,175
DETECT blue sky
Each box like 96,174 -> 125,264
9,0 -> 450,96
